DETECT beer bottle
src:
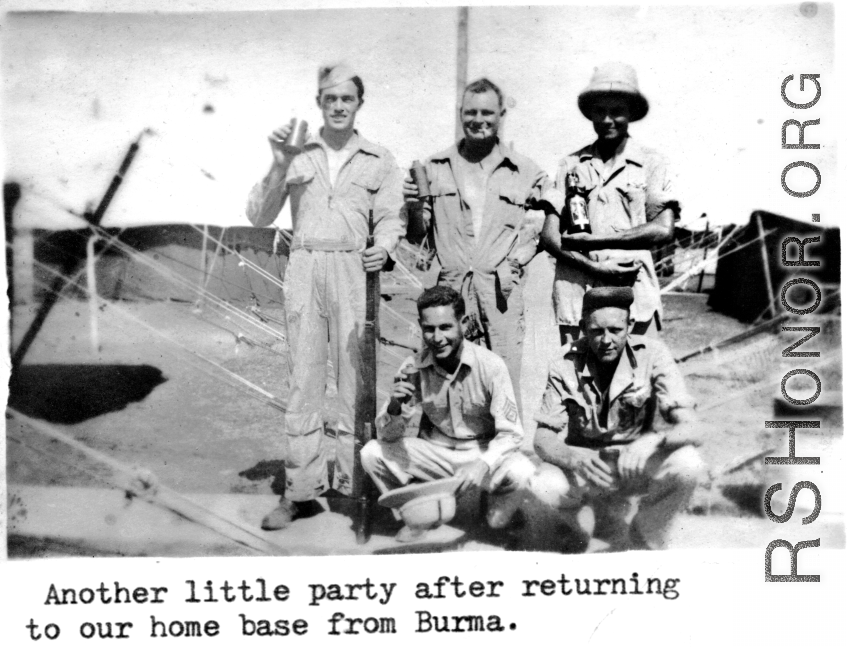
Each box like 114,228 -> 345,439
565,169 -> 592,235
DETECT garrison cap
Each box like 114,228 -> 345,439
318,63 -> 358,90
581,287 -> 634,316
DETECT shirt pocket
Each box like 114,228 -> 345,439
565,399 -> 595,436
347,162 -> 382,212
614,170 -> 648,225
497,186 -> 526,230
616,384 -> 651,428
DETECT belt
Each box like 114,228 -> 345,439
290,237 -> 363,252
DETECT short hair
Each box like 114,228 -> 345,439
318,75 -> 365,102
463,77 -> 503,108
417,285 -> 465,320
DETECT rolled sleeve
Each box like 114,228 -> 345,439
645,153 -> 681,221
534,360 -> 572,432
480,358 -> 523,469
650,342 -> 695,420
539,159 -> 569,215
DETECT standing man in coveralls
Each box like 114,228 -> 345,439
538,62 -> 678,345
403,78 -> 547,412
246,64 -> 405,530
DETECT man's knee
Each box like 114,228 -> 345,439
662,446 -> 708,489
360,439 -> 384,474
529,463 -> 575,508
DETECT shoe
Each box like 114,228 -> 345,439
395,525 -> 429,543
261,499 -> 324,531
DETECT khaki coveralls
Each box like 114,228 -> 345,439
419,140 -> 547,402
247,132 -> 405,501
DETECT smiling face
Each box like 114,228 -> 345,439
460,89 -> 503,144
581,306 -> 631,365
317,79 -> 362,133
589,95 -> 632,143
420,305 -> 465,365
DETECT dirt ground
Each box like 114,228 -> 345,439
5,251 -> 843,555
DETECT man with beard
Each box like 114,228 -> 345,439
530,287 -> 707,551
538,63 -> 678,345
403,78 -> 547,411
246,64 -> 405,530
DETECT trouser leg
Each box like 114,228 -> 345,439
326,252 -> 367,497
629,445 -> 708,549
360,438 -> 468,494
281,251 -> 330,501
486,281 -> 525,415
527,463 -> 595,541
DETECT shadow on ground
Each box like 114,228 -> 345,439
8,364 -> 167,424
238,460 -> 288,496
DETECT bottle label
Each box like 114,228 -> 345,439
568,195 -> 590,231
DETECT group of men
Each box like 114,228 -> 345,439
246,61 -> 707,551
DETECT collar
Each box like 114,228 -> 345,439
431,138 -> 520,172
567,337 -> 644,379
304,130 -> 382,157
415,341 -> 476,377
579,136 -> 645,168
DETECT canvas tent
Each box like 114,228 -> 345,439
30,224 -> 287,306
708,211 -> 840,323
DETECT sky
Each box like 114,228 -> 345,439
0,3 -> 837,230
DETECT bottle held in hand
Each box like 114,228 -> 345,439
388,364 -> 419,415
410,161 -> 431,200
565,169 -> 592,235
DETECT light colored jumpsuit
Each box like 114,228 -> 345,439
418,140 -> 547,404
247,132 -> 405,501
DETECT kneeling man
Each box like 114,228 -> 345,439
532,287 -> 706,550
362,285 -> 535,541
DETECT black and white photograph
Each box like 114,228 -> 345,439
1,1 -> 843,644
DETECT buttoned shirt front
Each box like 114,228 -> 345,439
542,137 -> 679,325
375,342 -> 523,469
421,140 -> 547,323
535,335 -> 694,449
247,131 -> 405,254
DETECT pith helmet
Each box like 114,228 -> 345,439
577,62 -> 649,122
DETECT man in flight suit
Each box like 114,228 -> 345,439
403,78 -> 547,411
246,64 -> 405,530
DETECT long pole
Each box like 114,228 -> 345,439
11,133 -> 144,367
455,7 -> 469,141
355,209 -> 380,544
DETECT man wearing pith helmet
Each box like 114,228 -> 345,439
246,63 -> 405,531
538,62 -> 678,345
531,287 -> 707,551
